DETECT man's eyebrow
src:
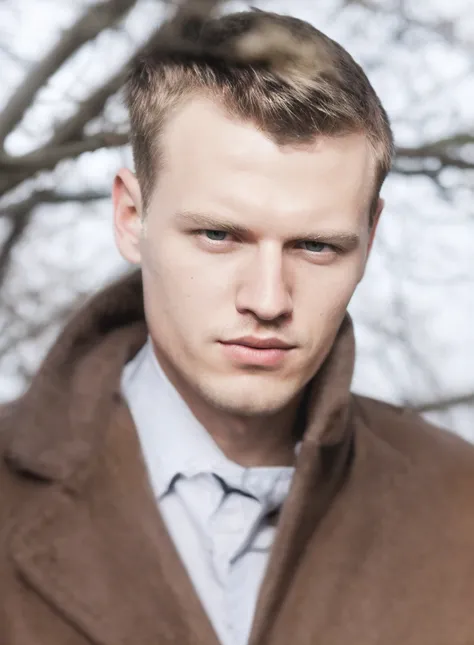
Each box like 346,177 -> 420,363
174,210 -> 360,249
174,211 -> 251,237
302,231 -> 361,250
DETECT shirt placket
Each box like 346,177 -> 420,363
209,491 -> 267,644
209,492 -> 263,579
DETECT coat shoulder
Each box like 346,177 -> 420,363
353,393 -> 474,461
352,393 -> 474,492
349,394 -> 474,600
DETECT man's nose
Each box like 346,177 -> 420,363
235,245 -> 293,322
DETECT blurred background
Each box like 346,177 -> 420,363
0,0 -> 472,437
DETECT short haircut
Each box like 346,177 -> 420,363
125,8 -> 394,223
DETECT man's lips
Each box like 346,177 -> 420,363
220,336 -> 296,350
219,336 -> 296,367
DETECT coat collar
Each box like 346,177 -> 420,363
4,268 -> 355,482
2,269 -> 356,645
3,269 -> 147,484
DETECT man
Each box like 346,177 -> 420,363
1,8 -> 474,645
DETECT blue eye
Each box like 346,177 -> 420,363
204,230 -> 227,241
300,241 -> 328,253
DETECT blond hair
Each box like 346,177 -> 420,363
125,9 -> 394,223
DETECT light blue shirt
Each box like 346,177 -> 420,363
121,339 -> 295,645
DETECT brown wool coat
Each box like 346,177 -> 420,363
1,269 -> 474,645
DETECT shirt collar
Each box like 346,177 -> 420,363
121,337 -> 295,503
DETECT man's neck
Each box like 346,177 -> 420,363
194,401 -> 303,468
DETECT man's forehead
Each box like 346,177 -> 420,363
161,99 -> 374,177
155,96 -> 376,219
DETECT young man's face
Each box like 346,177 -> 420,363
114,98 -> 382,418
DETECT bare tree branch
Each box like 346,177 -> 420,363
48,71 -> 131,147
0,0 -> 225,200
0,211 -> 32,288
391,165 -> 442,179
396,132 -> 474,171
0,189 -> 111,219
396,154 -> 474,172
47,0 -> 225,146
0,188 -> 111,287
0,0 -> 138,144
394,131 -> 474,171
0,131 -> 129,172
408,133 -> 474,151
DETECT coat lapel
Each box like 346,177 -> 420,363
9,399 -> 222,645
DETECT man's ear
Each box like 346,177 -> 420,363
113,168 -> 143,265
367,197 -> 384,256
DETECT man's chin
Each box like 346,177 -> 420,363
199,383 -> 298,418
